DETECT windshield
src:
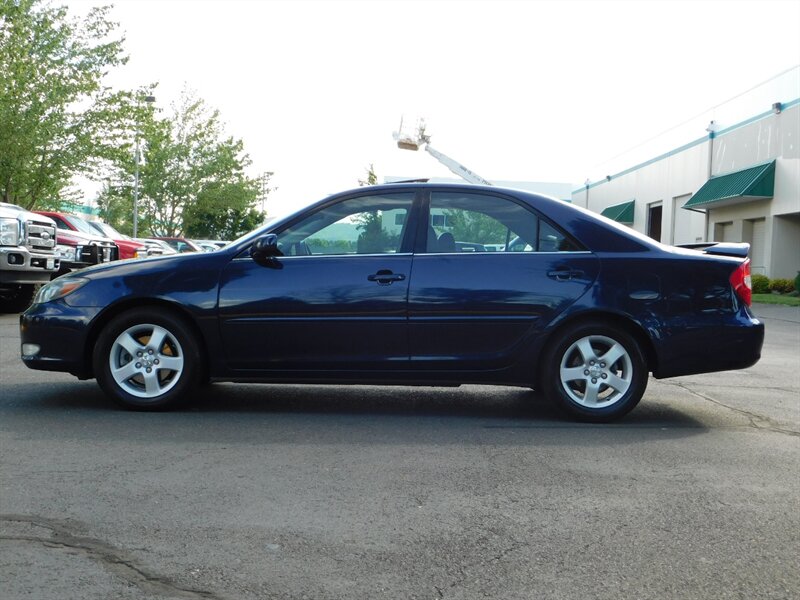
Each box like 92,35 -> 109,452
149,239 -> 176,253
65,215 -> 106,236
92,221 -> 125,239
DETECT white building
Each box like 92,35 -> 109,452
572,95 -> 799,279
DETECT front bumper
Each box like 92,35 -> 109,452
56,244 -> 119,273
20,301 -> 102,379
0,247 -> 59,284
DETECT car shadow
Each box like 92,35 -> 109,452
3,381 -> 708,440
189,382 -> 703,428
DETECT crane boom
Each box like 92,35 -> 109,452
393,117 -> 492,186
423,144 -> 493,186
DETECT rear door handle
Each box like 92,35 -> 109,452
547,268 -> 583,281
368,270 -> 406,285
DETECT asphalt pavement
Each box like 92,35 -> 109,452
1,304 -> 798,599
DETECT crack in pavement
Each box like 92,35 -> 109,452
662,381 -> 800,437
688,383 -> 797,394
0,515 -> 225,600
674,381 -> 799,395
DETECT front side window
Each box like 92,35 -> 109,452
426,192 -> 580,253
276,193 -> 414,256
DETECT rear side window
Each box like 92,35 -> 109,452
425,192 -> 582,253
538,220 -> 583,252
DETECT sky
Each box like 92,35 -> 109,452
65,0 -> 800,217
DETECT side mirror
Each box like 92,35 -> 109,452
250,234 -> 283,266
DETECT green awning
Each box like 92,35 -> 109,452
601,200 -> 635,224
684,160 -> 776,210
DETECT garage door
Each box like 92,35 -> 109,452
715,222 -> 734,242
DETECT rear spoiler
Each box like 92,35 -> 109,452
676,242 -> 750,258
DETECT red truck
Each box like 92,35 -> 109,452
84,221 -> 156,260
33,211 -> 120,275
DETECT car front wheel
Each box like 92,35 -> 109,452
93,308 -> 201,410
543,322 -> 648,422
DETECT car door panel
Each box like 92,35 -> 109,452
219,255 -> 412,370
217,191 -> 417,371
407,189 -> 599,369
408,253 -> 598,367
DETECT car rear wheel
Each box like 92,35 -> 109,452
543,321 -> 648,422
94,308 -> 201,410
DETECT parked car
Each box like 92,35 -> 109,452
192,239 -> 228,250
150,237 -> 203,253
34,211 -> 119,276
84,221 -> 150,260
133,238 -> 174,255
20,184 -> 764,421
136,238 -> 177,255
0,203 -> 59,312
193,241 -> 221,252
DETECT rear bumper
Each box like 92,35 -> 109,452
653,308 -> 765,379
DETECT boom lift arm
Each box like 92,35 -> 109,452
393,118 -> 493,186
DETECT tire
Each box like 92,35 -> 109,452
0,284 -> 37,313
93,307 -> 202,410
542,321 -> 648,422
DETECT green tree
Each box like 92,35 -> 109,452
183,178 -> 269,240
0,0 -> 131,208
355,211 -> 399,253
99,89 -> 268,238
358,163 -> 378,186
442,209 -> 507,244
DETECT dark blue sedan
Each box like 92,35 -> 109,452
20,184 -> 764,421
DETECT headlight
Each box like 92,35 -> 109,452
0,218 -> 19,246
33,277 -> 89,304
55,244 -> 79,261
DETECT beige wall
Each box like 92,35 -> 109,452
713,106 -> 800,173
772,158 -> 800,216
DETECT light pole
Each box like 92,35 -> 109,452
133,94 -> 156,238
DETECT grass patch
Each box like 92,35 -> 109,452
752,294 -> 800,307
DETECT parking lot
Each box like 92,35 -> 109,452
1,305 -> 798,599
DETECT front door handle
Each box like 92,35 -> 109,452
368,270 -> 406,285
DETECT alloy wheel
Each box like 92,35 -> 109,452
108,323 -> 185,399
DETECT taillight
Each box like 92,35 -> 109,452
730,258 -> 752,306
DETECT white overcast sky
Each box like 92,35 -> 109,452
65,0 -> 800,216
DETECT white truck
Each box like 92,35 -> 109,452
0,202 -> 60,312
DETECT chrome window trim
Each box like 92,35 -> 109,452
233,252 -> 414,261
232,250 -> 592,261
417,250 -> 594,256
